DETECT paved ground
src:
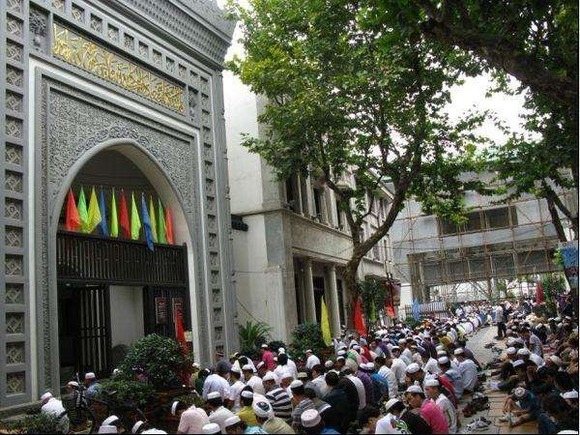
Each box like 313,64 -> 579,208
458,325 -> 538,434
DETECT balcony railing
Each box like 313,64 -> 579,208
56,231 -> 188,286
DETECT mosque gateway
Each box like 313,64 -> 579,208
0,0 -> 236,406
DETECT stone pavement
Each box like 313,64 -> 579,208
457,325 -> 538,434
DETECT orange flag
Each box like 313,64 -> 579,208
353,297 -> 367,336
165,206 -> 174,244
65,188 -> 81,231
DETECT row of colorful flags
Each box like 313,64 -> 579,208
64,187 -> 174,251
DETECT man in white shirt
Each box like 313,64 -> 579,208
454,348 -> 478,393
305,349 -> 321,371
227,367 -> 245,412
242,364 -> 265,396
376,356 -> 399,398
40,392 -> 69,434
390,347 -> 408,388
206,391 -> 235,433
203,367 -> 231,401
425,379 -> 457,434
345,369 -> 366,410
172,400 -> 210,434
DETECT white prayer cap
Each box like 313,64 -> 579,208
132,421 -> 145,434
224,416 -> 242,428
256,361 -> 265,370
453,348 -> 464,356
241,390 -> 254,399
506,347 -> 517,355
300,409 -> 321,428
261,344 -> 268,349
406,363 -> 421,374
102,415 -> 120,426
192,362 -> 200,369
85,372 -> 96,380
365,362 -> 375,371
201,423 -> 221,434
170,401 -> 180,416
297,371 -> 308,380
253,400 -> 274,418
548,355 -> 563,367
278,348 -> 286,354
280,370 -> 293,379
230,366 -> 241,374
98,425 -> 118,434
67,381 -> 79,388
337,350 -> 347,356
206,391 -> 221,400
512,359 -> 525,369
290,380 -> 304,390
437,350 -> 447,357
517,348 -> 530,356
513,387 -> 527,399
384,398 -> 402,412
391,345 -> 400,351
435,345 -> 444,351
437,356 -> 449,365
425,378 -> 440,387
262,372 -> 276,382
324,360 -> 334,369
242,364 -> 253,371
561,390 -> 579,399
305,349 -> 313,354
336,356 -> 345,361
506,338 -> 516,346
40,392 -> 53,402
398,338 -> 406,344
405,385 -> 423,394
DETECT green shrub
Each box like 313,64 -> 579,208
7,413 -> 63,434
239,321 -> 273,350
290,322 -> 326,356
98,378 -> 155,407
117,334 -> 191,390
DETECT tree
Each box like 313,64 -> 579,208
227,0 -> 484,326
373,1 -> 579,240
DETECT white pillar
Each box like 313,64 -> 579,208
327,265 -> 341,337
305,174 -> 314,217
304,258 -> 316,322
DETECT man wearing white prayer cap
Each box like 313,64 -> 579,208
242,364 -> 266,396
98,416 -> 121,434
98,425 -> 118,434
206,391 -> 235,433
40,392 -> 69,433
300,409 -> 329,435
201,423 -> 221,434
252,400 -> 294,434
424,378 -> 457,433
172,399 -> 210,434
305,349 -> 321,371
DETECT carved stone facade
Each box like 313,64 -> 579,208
0,0 -> 236,407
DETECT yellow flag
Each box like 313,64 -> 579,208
130,192 -> 141,240
149,196 -> 158,243
321,297 -> 332,346
85,187 -> 102,233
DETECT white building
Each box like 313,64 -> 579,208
223,88 -> 396,341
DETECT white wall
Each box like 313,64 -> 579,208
109,286 -> 144,348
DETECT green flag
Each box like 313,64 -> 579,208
157,198 -> 167,244
86,187 -> 102,233
130,192 -> 141,240
110,189 -> 118,237
149,196 -> 158,243
77,187 -> 88,232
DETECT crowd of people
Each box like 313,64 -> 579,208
40,295 -> 578,434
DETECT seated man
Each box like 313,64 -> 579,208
500,387 -> 540,428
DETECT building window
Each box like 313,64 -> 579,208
313,188 -> 323,221
439,206 -> 517,236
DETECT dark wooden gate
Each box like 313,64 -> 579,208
56,231 -> 189,378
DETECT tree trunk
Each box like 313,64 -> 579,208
341,257 -> 363,330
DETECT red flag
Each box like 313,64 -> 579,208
65,188 -> 81,231
175,313 -> 188,352
536,281 -> 544,304
118,190 -> 131,238
353,297 -> 367,336
165,206 -> 174,244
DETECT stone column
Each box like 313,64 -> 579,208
327,265 -> 342,337
303,258 -> 317,322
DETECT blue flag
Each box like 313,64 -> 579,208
99,188 -> 109,236
141,193 -> 154,251
412,299 -> 420,321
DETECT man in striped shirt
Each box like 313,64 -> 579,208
263,371 -> 293,422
